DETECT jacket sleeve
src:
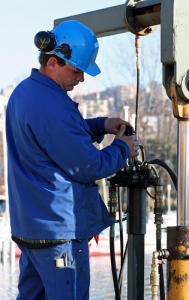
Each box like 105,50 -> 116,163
43,114 -> 130,183
85,117 -> 106,143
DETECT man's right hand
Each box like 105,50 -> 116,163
115,124 -> 139,158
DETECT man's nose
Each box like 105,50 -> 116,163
77,72 -> 84,82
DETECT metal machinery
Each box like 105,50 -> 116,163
54,1 -> 189,299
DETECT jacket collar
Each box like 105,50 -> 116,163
30,68 -> 78,107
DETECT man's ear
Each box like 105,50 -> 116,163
46,57 -> 58,72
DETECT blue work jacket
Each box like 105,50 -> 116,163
6,69 -> 130,240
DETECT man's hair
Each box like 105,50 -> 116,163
39,52 -> 66,67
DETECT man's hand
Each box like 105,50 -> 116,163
115,125 -> 139,158
104,117 -> 132,135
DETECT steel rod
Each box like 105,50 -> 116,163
177,120 -> 189,226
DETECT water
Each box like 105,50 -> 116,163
0,245 -> 166,299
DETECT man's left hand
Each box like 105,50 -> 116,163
104,117 -> 132,135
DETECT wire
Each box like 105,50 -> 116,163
135,35 -> 140,136
118,241 -> 128,289
115,217 -> 127,223
117,186 -> 124,298
117,186 -> 124,264
157,239 -> 165,300
110,225 -> 121,300
150,164 -> 159,177
144,158 -> 177,190
147,189 -> 155,199
139,145 -> 145,162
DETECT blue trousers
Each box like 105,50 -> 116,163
16,239 -> 90,300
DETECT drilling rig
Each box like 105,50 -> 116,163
54,1 -> 189,299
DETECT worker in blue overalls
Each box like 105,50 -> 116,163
6,20 -> 139,300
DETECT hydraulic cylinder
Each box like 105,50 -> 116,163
127,187 -> 146,300
177,121 -> 189,226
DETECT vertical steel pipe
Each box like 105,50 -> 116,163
127,187 -> 146,300
177,120 -> 189,226
10,241 -> 15,269
1,240 -> 8,267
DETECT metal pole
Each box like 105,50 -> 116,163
10,240 -> 15,269
177,120 -> 189,226
123,105 -> 129,122
54,0 -> 161,37
1,240 -> 8,267
167,184 -> 171,214
2,105 -> 9,221
127,187 -> 146,300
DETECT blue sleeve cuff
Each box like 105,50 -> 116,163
85,117 -> 107,143
95,117 -> 107,135
111,139 -> 130,160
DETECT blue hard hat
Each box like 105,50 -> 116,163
52,20 -> 101,77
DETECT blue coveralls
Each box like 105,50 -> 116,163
6,69 -> 130,299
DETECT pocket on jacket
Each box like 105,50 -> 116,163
85,185 -> 102,229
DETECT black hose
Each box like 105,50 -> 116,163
110,226 -> 121,300
118,187 -> 124,265
135,37 -> 140,136
118,241 -> 128,289
157,238 -> 165,300
115,217 -> 127,223
145,158 -> 177,191
117,186 -> 124,298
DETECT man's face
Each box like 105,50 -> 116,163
54,62 -> 84,92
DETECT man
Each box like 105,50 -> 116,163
6,20 -> 139,300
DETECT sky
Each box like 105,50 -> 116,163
1,0 -> 162,93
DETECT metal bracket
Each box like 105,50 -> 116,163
170,76 -> 189,119
162,0 -> 189,105
125,0 -> 159,36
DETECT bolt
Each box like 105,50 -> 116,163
129,17 -> 135,22
136,26 -> 143,32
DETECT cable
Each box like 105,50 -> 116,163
139,145 -> 145,162
118,241 -> 128,289
117,186 -> 124,264
150,164 -> 159,177
157,239 -> 165,300
147,189 -> 155,199
145,158 -> 177,190
117,186 -> 124,298
110,225 -> 121,300
115,217 -> 127,223
135,35 -> 140,136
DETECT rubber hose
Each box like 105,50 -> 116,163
157,238 -> 165,300
146,158 -> 177,191
110,228 -> 121,300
